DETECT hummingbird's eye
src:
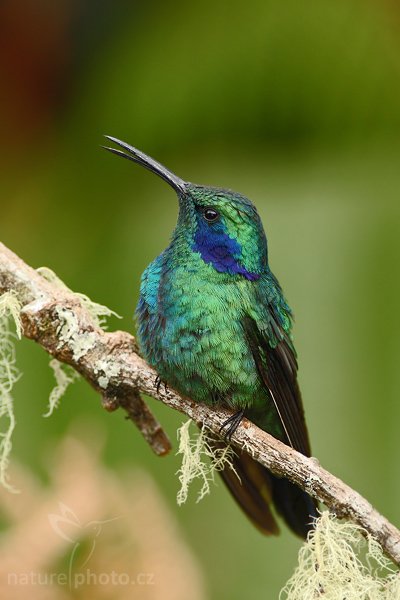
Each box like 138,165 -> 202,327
203,207 -> 220,223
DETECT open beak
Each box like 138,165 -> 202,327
102,135 -> 186,195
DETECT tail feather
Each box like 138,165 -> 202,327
210,438 -> 318,539
218,447 -> 280,536
270,475 -> 317,538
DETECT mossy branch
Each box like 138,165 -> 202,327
0,241 -> 400,568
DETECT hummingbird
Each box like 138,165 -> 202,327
104,136 -> 318,538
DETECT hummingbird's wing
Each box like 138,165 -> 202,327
215,309 -> 317,538
243,313 -> 311,457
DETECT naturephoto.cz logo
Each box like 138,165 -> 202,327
7,570 -> 155,588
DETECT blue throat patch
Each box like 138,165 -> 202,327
193,218 -> 260,280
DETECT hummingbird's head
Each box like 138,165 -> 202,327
103,136 -> 268,279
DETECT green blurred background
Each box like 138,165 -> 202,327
1,0 -> 400,597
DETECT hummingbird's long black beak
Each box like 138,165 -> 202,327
102,136 -> 186,195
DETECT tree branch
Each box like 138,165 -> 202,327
1,241 -> 400,567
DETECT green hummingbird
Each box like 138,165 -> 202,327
104,136 -> 318,538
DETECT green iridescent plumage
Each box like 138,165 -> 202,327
105,136 -> 318,538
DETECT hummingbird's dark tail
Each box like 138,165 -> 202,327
270,474 -> 318,538
211,440 -> 317,538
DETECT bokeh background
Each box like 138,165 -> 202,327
1,0 -> 400,598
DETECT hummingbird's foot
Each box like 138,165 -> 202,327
154,375 -> 168,394
219,409 -> 245,442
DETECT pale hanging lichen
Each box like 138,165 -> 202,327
0,292 -> 22,493
44,359 -> 80,417
280,511 -> 400,600
176,419 -> 239,505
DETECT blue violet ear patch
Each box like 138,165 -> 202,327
193,218 -> 260,280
